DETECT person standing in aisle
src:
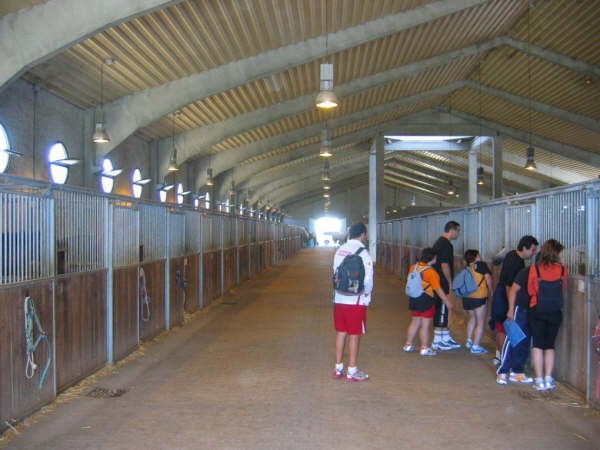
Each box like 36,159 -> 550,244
490,236 -> 539,365
431,221 -> 461,351
332,223 -> 373,382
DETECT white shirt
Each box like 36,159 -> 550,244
333,239 -> 373,306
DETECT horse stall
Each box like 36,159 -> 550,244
54,190 -> 107,392
183,210 -> 201,314
167,211 -> 186,328
238,219 -> 249,282
110,203 -> 140,362
222,215 -> 236,293
139,204 -> 166,341
0,189 -> 55,429
202,214 -> 221,306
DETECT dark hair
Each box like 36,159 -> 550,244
444,221 -> 460,232
464,249 -> 479,265
348,222 -> 367,239
517,235 -> 539,251
420,247 -> 437,264
537,239 -> 564,266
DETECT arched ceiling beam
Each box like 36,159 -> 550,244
0,0 -> 182,92
439,106 -> 600,168
96,0 -> 490,158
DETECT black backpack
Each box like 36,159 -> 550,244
333,247 -> 366,295
535,264 -> 565,313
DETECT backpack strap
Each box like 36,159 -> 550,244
355,247 -> 366,256
417,265 -> 431,292
470,264 -> 485,286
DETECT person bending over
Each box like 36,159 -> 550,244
404,248 -> 454,356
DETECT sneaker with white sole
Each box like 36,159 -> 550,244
333,367 -> 345,379
420,347 -> 437,356
432,341 -> 453,351
509,372 -> 534,384
403,344 -> 414,353
470,345 -> 488,354
493,357 -> 501,366
534,378 -> 547,390
544,376 -> 556,390
496,373 -> 508,385
466,339 -> 473,349
346,369 -> 369,382
443,339 -> 461,349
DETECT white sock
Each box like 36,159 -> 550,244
442,330 -> 450,342
347,366 -> 357,374
335,363 -> 343,371
496,350 -> 501,359
433,331 -> 443,344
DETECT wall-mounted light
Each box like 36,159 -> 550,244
92,58 -> 114,143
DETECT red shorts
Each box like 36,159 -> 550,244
334,304 -> 367,335
494,321 -> 506,334
411,305 -> 435,319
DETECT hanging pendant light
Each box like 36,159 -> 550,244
447,179 -> 455,196
316,0 -> 339,110
92,58 -> 114,143
410,194 -> 416,207
524,146 -> 537,171
319,129 -> 332,157
206,167 -> 214,186
167,112 -> 179,172
321,160 -> 331,181
323,184 -> 330,190
477,166 -> 485,185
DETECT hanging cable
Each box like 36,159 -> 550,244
24,296 -> 51,389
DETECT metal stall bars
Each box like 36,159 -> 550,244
54,188 -> 107,391
201,213 -> 220,306
139,203 -> 167,340
0,186 -> 55,427
109,201 -> 139,363
184,209 -> 202,313
166,209 -> 186,329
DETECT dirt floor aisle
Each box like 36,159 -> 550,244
4,248 -> 600,449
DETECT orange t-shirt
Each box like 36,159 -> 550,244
408,262 -> 441,297
527,263 -> 568,308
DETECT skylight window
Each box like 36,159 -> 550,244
385,135 -> 471,142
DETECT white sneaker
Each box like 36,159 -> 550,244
466,338 -> 473,349
403,344 -> 414,353
346,369 -> 369,382
445,337 -> 461,348
534,378 -> 547,390
509,372 -> 534,384
544,376 -> 556,390
420,347 -> 437,356
470,345 -> 488,354
432,341 -> 453,351
496,374 -> 508,385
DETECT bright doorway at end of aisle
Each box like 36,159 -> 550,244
310,216 -> 346,247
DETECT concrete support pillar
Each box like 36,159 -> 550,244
82,109 -> 95,189
368,135 -> 384,262
493,134 -> 503,198
468,146 -> 478,204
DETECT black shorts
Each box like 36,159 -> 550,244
433,292 -> 448,328
530,310 -> 562,350
463,297 -> 487,311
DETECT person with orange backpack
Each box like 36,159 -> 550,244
404,248 -> 454,356
527,239 -> 568,390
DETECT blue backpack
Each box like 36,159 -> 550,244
453,265 -> 484,297
405,265 -> 430,299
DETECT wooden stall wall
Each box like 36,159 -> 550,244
202,250 -> 221,306
139,261 -> 165,341
112,266 -> 139,362
393,245 -> 401,278
223,248 -> 236,293
55,270 -> 107,392
239,245 -> 249,282
184,254 -> 200,314
169,257 -> 186,328
0,282 -> 55,428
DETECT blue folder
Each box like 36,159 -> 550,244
504,319 -> 526,347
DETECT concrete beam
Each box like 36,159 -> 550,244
499,37 -> 600,79
0,0 -> 181,91
96,0 -> 489,158
440,106 -> 600,168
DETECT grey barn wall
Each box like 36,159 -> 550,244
0,80 -> 154,200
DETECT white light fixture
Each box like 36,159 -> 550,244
524,146 -> 537,171
98,157 -> 119,193
323,193 -> 330,198
316,64 -> 339,109
477,166 -> 485,185
206,168 -> 214,186
447,179 -> 455,196
321,160 -> 331,181
323,184 -> 330,190
410,195 -> 416,207
319,129 -> 332,157
92,58 -> 114,143
167,112 -> 179,172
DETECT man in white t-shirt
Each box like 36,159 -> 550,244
332,222 -> 373,381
